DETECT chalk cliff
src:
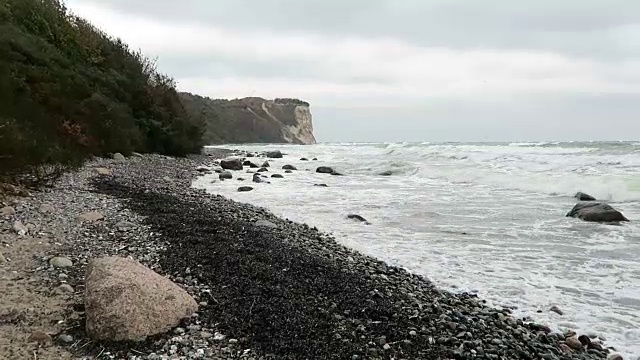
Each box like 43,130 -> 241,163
179,93 -> 316,145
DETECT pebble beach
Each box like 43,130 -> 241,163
0,151 -> 621,360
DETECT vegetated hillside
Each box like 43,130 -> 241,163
179,92 -> 316,145
0,0 -> 205,184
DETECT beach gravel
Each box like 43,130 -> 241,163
0,150 -> 615,360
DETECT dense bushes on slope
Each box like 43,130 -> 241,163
0,0 -> 205,184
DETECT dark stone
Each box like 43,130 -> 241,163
578,335 -> 591,347
237,178 -> 245,181
316,166 -> 334,174
271,174 -> 284,178
220,159 -> 243,171
285,170 -> 293,174
219,171 -> 232,180
253,174 -> 269,184
331,171 -> 344,176
379,171 -> 393,176
300,158 -> 309,161
566,202 -> 629,222
266,151 -> 283,158
238,186 -> 254,192
243,160 -> 259,168
261,161 -> 270,168
312,158 -> 318,161
347,214 -> 370,224
549,306 -> 563,315
314,184 -> 328,187
257,168 -> 269,173
283,165 -> 297,171
574,192 -> 596,201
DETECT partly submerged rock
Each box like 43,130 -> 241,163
566,202 -> 629,222
316,166 -> 334,174
85,256 -> 197,341
266,150 -> 283,158
314,183 -> 329,187
261,161 -> 270,168
257,167 -> 269,173
196,166 -> 211,173
238,186 -> 254,192
271,174 -> 284,178
243,161 -> 259,168
220,159 -> 243,171
574,192 -> 596,201
379,171 -> 393,176
219,171 -> 233,180
282,164 -> 297,171
347,214 -> 370,224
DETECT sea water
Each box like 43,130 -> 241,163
193,142 -> 640,358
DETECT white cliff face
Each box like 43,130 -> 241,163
282,106 -> 316,145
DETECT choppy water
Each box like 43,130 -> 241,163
193,141 -> 640,358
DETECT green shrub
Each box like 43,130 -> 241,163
0,0 -> 205,184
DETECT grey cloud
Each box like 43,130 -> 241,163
79,0 -> 640,58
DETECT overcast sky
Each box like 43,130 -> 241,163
65,0 -> 640,142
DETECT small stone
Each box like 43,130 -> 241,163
282,165 -> 297,170
491,338 -> 503,345
549,305 -> 563,315
229,338 -> 238,344
219,171 -> 233,180
95,167 -> 112,175
199,331 -> 213,339
58,334 -> 74,343
28,331 -> 52,344
255,220 -> 277,228
58,273 -> 68,279
55,284 -> 74,295
174,327 -> 185,334
13,221 -> 28,235
198,301 -> 208,306
607,355 -> 624,360
382,344 -> 391,350
565,336 -> 583,351
0,206 -> 15,216
238,186 -> 254,192
38,204 -> 55,213
112,153 -> 126,161
115,221 -> 136,230
49,256 -> 73,268
77,211 -> 104,222
558,344 -> 571,353
0,252 -> 6,265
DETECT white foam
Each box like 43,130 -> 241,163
200,142 -> 640,358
